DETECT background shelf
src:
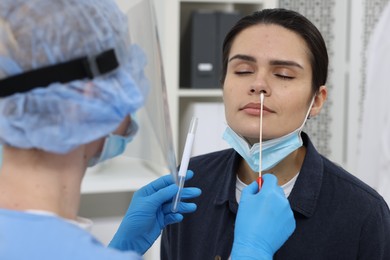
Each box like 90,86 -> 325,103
82,157 -> 165,194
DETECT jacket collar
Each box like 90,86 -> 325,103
288,132 -> 323,218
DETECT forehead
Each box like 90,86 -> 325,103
229,24 -> 311,68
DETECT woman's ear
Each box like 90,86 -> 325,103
309,85 -> 327,118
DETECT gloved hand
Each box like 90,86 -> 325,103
108,170 -> 201,255
231,174 -> 296,260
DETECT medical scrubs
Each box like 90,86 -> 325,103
0,209 -> 142,260
161,132 -> 390,260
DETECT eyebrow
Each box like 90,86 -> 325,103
228,54 -> 304,70
228,54 -> 256,63
270,60 -> 304,70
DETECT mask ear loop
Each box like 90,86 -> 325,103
300,95 -> 316,128
307,96 -> 315,119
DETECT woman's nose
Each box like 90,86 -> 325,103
249,75 -> 270,95
250,88 -> 268,94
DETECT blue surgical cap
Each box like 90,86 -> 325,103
0,0 -> 149,153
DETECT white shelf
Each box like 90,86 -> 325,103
179,88 -> 223,97
81,157 -> 166,194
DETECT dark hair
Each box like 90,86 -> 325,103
221,8 -> 328,93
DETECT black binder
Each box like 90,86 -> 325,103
180,10 -> 242,89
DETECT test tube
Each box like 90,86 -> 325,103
171,116 -> 198,213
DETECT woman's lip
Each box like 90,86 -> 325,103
241,107 -> 271,116
241,103 -> 274,113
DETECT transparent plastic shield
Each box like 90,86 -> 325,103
121,0 -> 178,183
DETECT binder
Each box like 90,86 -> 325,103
180,10 -> 217,88
180,10 -> 242,89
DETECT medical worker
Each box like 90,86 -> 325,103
0,0 -> 295,259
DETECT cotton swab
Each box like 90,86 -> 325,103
257,92 -> 264,190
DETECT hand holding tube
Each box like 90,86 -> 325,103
109,171 -> 201,255
231,174 -> 296,260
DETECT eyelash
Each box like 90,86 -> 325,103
233,71 -> 295,80
275,74 -> 294,80
235,71 -> 253,75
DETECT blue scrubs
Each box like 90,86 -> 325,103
0,209 -> 142,260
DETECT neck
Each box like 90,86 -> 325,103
0,146 -> 88,220
237,146 -> 306,186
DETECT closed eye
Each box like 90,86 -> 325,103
235,71 -> 253,75
275,74 -> 294,80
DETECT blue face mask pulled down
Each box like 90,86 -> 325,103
88,118 -> 139,167
223,98 -> 314,172
223,127 -> 303,172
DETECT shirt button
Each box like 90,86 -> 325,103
215,256 -> 222,260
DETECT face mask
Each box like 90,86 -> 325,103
223,97 -> 314,172
88,116 -> 139,167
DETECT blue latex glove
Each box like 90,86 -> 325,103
109,170 -> 201,255
231,174 -> 296,260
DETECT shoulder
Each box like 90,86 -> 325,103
186,148 -> 238,186
188,148 -> 236,172
301,132 -> 389,212
0,210 -> 142,260
190,148 -> 236,164
322,155 -> 388,205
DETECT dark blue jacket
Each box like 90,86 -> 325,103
161,133 -> 390,259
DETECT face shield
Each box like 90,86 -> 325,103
120,0 -> 178,183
